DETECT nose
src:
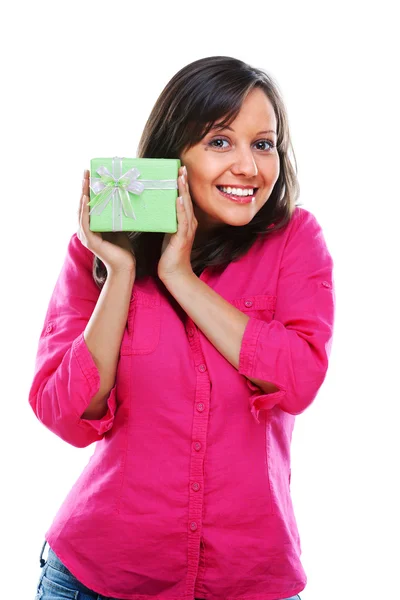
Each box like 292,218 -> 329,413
230,145 -> 258,178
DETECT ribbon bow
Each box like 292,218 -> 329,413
88,165 -> 145,221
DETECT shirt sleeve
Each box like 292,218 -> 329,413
238,209 -> 335,423
28,233 -> 118,447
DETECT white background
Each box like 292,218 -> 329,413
1,1 -> 399,599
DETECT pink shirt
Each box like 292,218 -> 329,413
29,206 -> 335,600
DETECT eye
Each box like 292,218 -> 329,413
208,137 -> 230,149
254,139 -> 275,151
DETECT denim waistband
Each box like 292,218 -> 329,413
39,540 -> 72,578
47,546 -> 73,576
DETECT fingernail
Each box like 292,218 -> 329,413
182,165 -> 187,175
180,174 -> 185,184
179,196 -> 184,205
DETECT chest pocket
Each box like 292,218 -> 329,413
231,294 -> 276,322
120,290 -> 161,355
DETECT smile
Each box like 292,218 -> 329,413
216,185 -> 258,204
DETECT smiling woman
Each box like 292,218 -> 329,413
29,55 -> 334,600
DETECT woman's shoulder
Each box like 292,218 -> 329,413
269,205 -> 322,238
290,206 -> 329,242
254,206 -> 326,260
284,204 -> 315,227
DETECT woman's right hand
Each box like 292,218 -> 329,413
77,169 -> 136,274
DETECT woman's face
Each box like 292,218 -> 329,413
180,87 -> 280,236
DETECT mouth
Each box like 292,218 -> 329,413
215,185 -> 258,204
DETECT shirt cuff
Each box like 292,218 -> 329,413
239,317 -> 286,424
79,385 -> 117,435
72,332 -> 117,435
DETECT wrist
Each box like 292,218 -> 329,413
160,269 -> 196,288
106,262 -> 136,278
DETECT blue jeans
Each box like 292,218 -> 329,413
35,541 -> 302,600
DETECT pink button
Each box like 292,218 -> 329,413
190,522 -> 198,531
193,442 -> 201,451
45,324 -> 53,334
187,328 -> 195,337
198,364 -> 207,373
322,281 -> 331,288
192,482 -> 200,491
244,300 -> 253,308
197,403 -> 205,412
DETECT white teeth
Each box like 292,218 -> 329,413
219,186 -> 254,196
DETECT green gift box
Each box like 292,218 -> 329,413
89,156 -> 180,233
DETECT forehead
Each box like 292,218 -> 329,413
216,88 -> 277,131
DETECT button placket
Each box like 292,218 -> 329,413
185,316 -> 210,579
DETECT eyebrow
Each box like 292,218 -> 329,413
210,124 -> 277,136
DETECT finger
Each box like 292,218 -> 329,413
77,197 -> 82,240
181,193 -> 193,232
78,194 -> 85,235
81,194 -> 91,235
77,194 -> 85,242
179,172 -> 196,230
176,195 -> 188,238
184,186 -> 195,225
178,173 -> 191,218
77,192 -> 83,221
82,169 -> 90,196
79,191 -> 86,219
78,194 -> 91,241
178,172 -> 186,196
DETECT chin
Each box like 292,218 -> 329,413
227,219 -> 255,228
219,211 -> 258,227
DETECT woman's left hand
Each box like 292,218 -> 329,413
158,165 -> 198,282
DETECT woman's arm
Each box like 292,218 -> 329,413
81,267 -> 135,419
28,234 -> 134,446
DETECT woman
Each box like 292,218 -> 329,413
30,55 -> 335,600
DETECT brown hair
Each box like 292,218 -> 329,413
93,56 -> 301,286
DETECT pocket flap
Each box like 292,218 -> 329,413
231,294 -> 276,312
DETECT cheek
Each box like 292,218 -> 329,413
187,181 -> 204,210
188,172 -> 216,200
270,159 -> 280,184
188,154 -> 222,183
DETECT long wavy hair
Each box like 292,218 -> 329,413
93,56 -> 301,286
